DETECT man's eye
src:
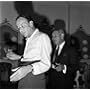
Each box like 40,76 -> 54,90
20,26 -> 25,29
21,25 -> 24,28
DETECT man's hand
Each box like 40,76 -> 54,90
52,64 -> 56,69
55,63 -> 64,72
10,65 -> 33,82
6,51 -> 21,60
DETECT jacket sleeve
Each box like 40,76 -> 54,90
66,47 -> 79,75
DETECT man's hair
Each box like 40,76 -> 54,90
52,19 -> 67,40
54,19 -> 65,30
16,15 -> 29,22
16,15 -> 38,28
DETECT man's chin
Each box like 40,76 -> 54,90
55,42 -> 59,45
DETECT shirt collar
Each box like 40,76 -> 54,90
56,41 -> 65,50
59,41 -> 65,49
26,28 -> 39,41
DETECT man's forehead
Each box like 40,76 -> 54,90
52,30 -> 64,36
17,17 -> 27,23
16,17 -> 28,26
52,31 -> 59,36
53,31 -> 59,34
58,29 -> 64,34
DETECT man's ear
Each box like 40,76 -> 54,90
29,21 -> 34,27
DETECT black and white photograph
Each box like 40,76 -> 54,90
0,0 -> 90,89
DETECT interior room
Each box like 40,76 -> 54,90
0,1 -> 90,89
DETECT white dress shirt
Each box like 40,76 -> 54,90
58,41 -> 65,55
21,29 -> 52,75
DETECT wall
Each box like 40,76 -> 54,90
0,1 -> 23,44
0,1 -> 90,34
0,1 -> 18,29
33,1 -> 90,34
33,1 -> 69,33
70,2 -> 90,34
0,2 -> 2,23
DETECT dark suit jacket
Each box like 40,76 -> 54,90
48,41 -> 79,89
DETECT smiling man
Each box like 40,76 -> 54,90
48,19 -> 78,89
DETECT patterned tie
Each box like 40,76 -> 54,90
52,46 -> 59,63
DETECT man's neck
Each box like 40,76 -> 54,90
27,28 -> 36,38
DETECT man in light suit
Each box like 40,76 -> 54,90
48,19 -> 79,89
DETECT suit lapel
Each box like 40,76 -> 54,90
56,43 -> 69,64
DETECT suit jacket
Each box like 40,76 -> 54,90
48,41 -> 79,89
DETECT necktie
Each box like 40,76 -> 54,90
52,46 -> 59,63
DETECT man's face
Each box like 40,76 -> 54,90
16,17 -> 32,38
52,30 -> 64,46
